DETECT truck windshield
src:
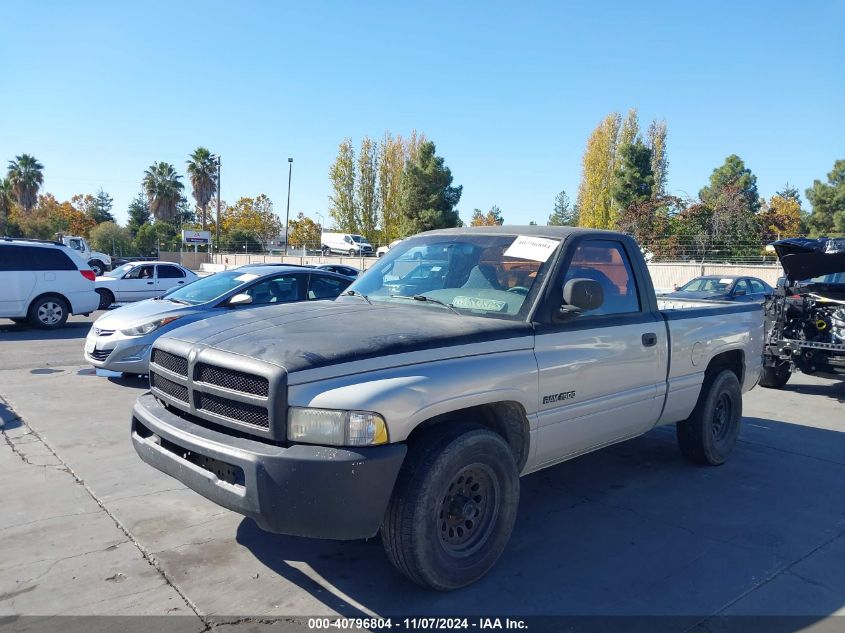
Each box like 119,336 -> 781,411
350,235 -> 365,243
346,234 -> 559,318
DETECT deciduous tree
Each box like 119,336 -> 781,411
356,136 -> 378,244
329,139 -> 357,232
287,212 -> 322,248
220,195 -> 282,250
576,113 -> 621,228
378,132 -> 405,245
759,195 -> 802,240
89,221 -> 132,255
469,206 -> 504,226
646,119 -> 668,197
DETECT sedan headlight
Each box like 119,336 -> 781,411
287,407 -> 388,446
120,315 -> 182,337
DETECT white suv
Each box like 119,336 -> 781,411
0,238 -> 100,329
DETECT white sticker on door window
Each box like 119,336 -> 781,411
504,236 -> 560,262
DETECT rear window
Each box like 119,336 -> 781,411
0,244 -> 76,271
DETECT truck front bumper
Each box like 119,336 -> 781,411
131,393 -> 407,540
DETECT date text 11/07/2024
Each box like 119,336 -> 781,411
306,617 -> 528,630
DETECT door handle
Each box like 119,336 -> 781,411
147,281 -> 154,285
178,281 -> 184,284
642,333 -> 657,347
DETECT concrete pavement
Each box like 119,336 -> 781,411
1,313 -> 845,630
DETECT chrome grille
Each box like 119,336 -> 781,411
151,349 -> 188,376
195,392 -> 269,429
150,372 -> 189,403
195,363 -> 269,397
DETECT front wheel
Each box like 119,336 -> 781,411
759,361 -> 790,389
88,260 -> 105,276
322,246 -> 330,256
28,296 -> 69,329
348,248 -> 356,257
382,424 -> 520,590
96,288 -> 114,310
677,369 -> 742,466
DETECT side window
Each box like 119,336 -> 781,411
308,274 -> 351,300
0,245 -> 35,271
157,265 -> 185,279
68,239 -> 83,251
29,247 -> 76,271
126,265 -> 155,279
344,235 -> 352,244
246,275 -> 300,305
733,279 -> 750,295
749,279 -> 766,294
562,240 -> 640,316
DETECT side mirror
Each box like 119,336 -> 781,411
227,293 -> 253,307
557,278 -> 603,320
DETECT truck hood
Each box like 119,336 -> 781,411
162,300 -> 533,375
773,238 -> 845,281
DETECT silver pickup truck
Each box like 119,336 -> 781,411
131,226 -> 764,590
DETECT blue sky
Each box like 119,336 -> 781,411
2,0 -> 843,227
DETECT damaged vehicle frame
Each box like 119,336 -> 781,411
761,237 -> 845,388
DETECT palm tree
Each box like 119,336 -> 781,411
7,154 -> 44,212
142,162 -> 184,222
0,178 -> 14,234
186,147 -> 218,230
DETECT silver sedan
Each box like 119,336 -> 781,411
84,265 -> 352,374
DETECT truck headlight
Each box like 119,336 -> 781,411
287,408 -> 388,446
120,316 -> 182,337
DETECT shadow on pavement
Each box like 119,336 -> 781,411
780,379 -> 845,403
0,400 -> 22,430
0,320 -> 92,340
236,419 -> 845,619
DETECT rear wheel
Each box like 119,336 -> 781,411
96,288 -> 114,310
759,360 -> 791,389
677,369 -> 742,465
28,296 -> 69,329
348,248 -> 356,257
382,424 -> 520,590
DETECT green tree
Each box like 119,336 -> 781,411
0,178 -> 14,234
776,183 -> 802,205
399,141 -> 462,235
133,223 -> 159,256
378,132 -> 406,244
356,136 -> 378,244
329,139 -> 357,232
548,190 -> 578,226
127,191 -> 151,236
576,112 -> 621,228
470,205 -> 504,226
805,160 -> 845,235
610,140 -> 655,210
7,154 -> 44,212
287,212 -> 322,248
220,195 -> 282,250
646,119 -> 668,197
186,147 -> 218,230
89,221 -> 132,255
88,188 -> 115,224
225,228 -> 263,253
699,154 -> 759,212
143,162 -> 184,222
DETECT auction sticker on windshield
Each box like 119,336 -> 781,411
504,235 -> 560,262
235,273 -> 259,282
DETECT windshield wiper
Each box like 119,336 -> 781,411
389,294 -> 461,315
342,289 -> 372,305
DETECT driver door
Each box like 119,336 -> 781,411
117,264 -> 157,301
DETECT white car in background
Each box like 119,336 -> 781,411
0,238 -> 99,329
377,238 -> 403,257
94,261 -> 198,309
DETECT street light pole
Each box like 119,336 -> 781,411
284,157 -> 293,255
215,156 -> 221,260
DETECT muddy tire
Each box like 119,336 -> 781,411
759,361 -> 790,389
382,424 -> 520,591
28,295 -> 69,329
677,369 -> 742,466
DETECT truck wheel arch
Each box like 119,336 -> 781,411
406,401 -> 531,472
704,348 -> 744,385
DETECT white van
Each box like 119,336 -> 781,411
0,238 -> 99,328
321,232 -> 374,257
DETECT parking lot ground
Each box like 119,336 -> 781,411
2,314 -> 845,630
